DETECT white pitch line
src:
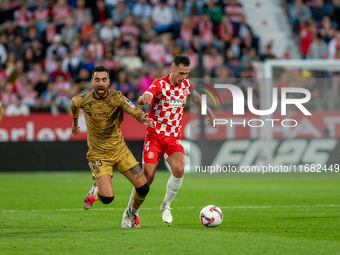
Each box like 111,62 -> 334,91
0,204 -> 339,213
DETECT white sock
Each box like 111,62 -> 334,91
127,187 -> 139,215
130,205 -> 138,215
163,174 -> 183,206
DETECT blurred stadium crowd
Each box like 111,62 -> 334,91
286,0 -> 340,59
0,0 -> 339,116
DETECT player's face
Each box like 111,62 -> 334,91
171,64 -> 190,85
92,71 -> 110,99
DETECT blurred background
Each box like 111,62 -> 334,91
1,0 -> 340,171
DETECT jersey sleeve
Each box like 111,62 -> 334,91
188,79 -> 195,96
117,92 -> 145,123
145,79 -> 162,97
70,94 -> 84,120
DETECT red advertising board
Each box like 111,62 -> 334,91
1,111 -> 340,142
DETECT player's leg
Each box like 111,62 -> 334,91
84,160 -> 115,210
160,151 -> 185,223
124,162 -> 157,217
122,133 -> 160,226
121,164 -> 150,228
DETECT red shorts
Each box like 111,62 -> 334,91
142,131 -> 185,164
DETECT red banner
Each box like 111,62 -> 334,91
1,111 -> 340,142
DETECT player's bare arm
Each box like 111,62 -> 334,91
137,95 -> 144,105
141,113 -> 154,128
190,90 -> 216,126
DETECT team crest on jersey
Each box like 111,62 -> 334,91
183,90 -> 188,97
147,152 -> 155,159
125,99 -> 135,108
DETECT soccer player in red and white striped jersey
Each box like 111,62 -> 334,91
122,55 -> 216,226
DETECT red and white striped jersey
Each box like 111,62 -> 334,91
145,75 -> 194,137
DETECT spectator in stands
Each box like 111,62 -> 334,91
21,81 -> 38,107
0,42 -> 7,66
33,0 -> 51,38
5,52 -> 15,77
122,47 -> 144,75
43,21 -> 57,46
120,15 -> 140,46
72,0 -> 93,28
112,0 -> 130,26
30,38 -> 44,63
93,0 -> 111,30
289,0 -> 311,32
140,19 -> 156,43
1,82 -> 18,107
0,0 -> 14,26
60,17 -> 79,45
13,4 -> 32,34
52,0 -> 72,32
151,0 -> 174,33
198,14 -> 215,47
132,0 -> 152,20
185,0 -> 205,16
308,33 -> 328,59
229,36 -> 241,59
178,16 -> 193,50
114,69 -> 135,100
260,44 -> 277,61
7,35 -> 24,61
300,20 -> 315,59
51,59 -> 69,81
311,0 -> 330,24
35,71 -> 49,96
99,18 -> 121,45
5,96 -> 30,116
86,34 -> 105,62
225,0 -> 243,23
23,47 -> 35,72
80,17 -> 96,44
28,62 -> 43,85
205,0 -> 223,25
46,34 -> 68,59
332,0 -> 340,30
328,30 -> 340,59
240,48 -> 260,69
319,16 -> 336,43
144,34 -> 166,64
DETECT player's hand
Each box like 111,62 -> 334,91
72,123 -> 80,136
207,116 -> 216,127
141,113 -> 154,128
142,93 -> 152,105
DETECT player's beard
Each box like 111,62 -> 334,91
95,86 -> 108,98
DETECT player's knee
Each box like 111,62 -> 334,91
100,196 -> 115,204
172,166 -> 184,178
146,174 -> 154,185
136,183 -> 149,196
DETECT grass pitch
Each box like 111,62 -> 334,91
0,171 -> 339,255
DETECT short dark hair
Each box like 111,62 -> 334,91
92,65 -> 109,78
172,54 -> 191,67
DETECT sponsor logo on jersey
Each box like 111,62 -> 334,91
126,99 -> 135,108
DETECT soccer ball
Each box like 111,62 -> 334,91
200,205 -> 223,227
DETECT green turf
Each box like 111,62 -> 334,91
0,171 -> 339,255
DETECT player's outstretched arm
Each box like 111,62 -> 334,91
190,90 -> 216,127
137,96 -> 144,105
141,113 -> 154,128
142,93 -> 153,105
